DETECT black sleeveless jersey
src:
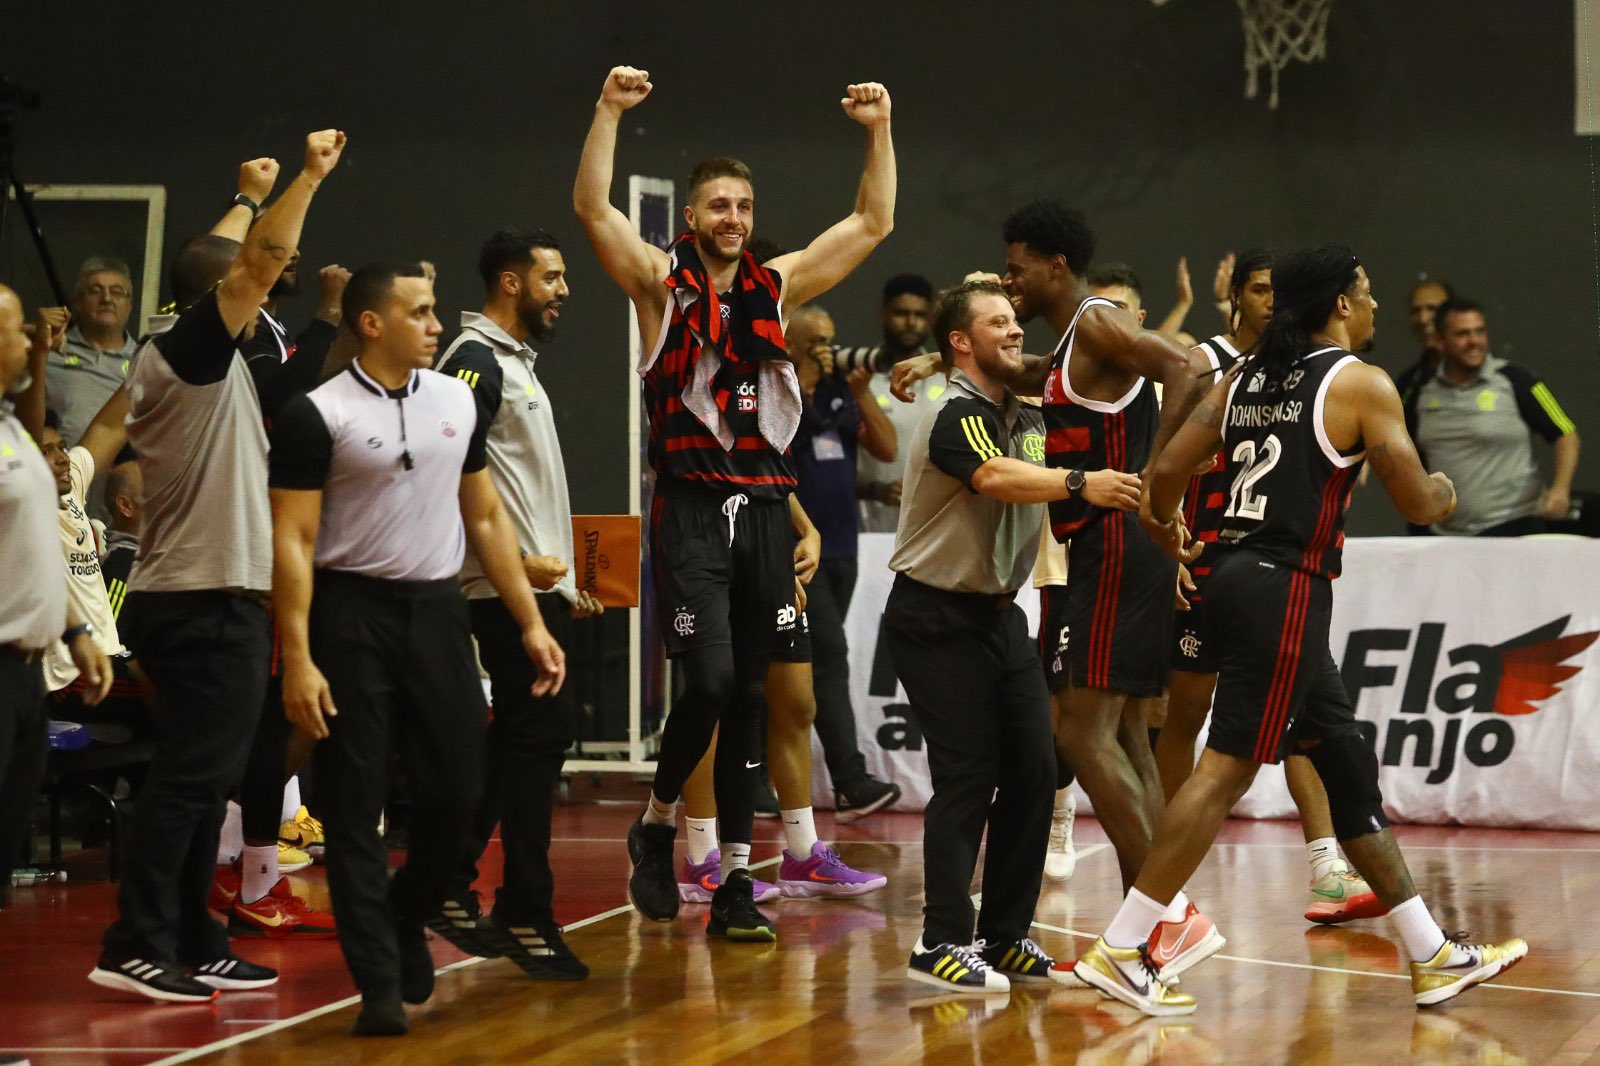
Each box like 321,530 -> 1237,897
1041,297 -> 1161,542
1182,335 -> 1242,581
1217,346 -> 1366,579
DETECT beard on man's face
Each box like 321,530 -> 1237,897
269,271 -> 300,300
519,299 -> 558,342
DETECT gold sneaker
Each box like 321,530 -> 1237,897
1411,937 -> 1528,1006
279,805 -> 326,860
1074,938 -> 1197,1017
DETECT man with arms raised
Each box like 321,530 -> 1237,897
574,66 -> 894,940
1078,245 -> 1525,1016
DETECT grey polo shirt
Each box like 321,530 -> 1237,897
46,324 -> 136,446
436,313 -> 578,603
890,369 -> 1047,594
0,413 -> 68,650
1413,354 -> 1574,535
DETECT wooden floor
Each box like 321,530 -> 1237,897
3,795 -> 1598,1065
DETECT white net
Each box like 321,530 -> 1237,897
1236,0 -> 1333,109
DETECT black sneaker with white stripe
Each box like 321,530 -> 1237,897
906,939 -> 1011,994
486,913 -> 589,981
834,776 -> 902,824
978,937 -> 1055,983
187,954 -> 279,991
425,890 -> 501,958
88,953 -> 217,1003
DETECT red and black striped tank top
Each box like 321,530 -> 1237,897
1041,297 -> 1160,542
1181,334 -> 1242,582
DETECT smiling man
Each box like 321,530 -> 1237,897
886,279 -> 1140,994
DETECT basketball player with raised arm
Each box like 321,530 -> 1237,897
1074,245 -> 1526,1017
1157,248 -> 1383,926
895,202 -> 1220,985
574,66 -> 894,941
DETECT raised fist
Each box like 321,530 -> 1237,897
238,158 -> 280,203
601,66 -> 652,111
840,82 -> 891,125
32,306 -> 69,354
303,130 -> 347,180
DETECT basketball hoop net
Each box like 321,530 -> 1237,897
1236,0 -> 1333,109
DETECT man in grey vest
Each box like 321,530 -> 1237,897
432,228 -> 598,978
887,279 -> 1140,995
89,130 -> 347,1005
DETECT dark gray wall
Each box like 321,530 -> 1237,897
7,2 -> 1592,531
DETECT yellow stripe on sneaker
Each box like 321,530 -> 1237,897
949,966 -> 969,982
933,957 -> 952,978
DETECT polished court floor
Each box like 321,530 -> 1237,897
2,795 -> 1595,1064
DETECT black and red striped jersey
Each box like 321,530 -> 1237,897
1041,296 -> 1160,542
1218,346 -> 1366,579
642,265 -> 797,500
1181,334 -> 1242,582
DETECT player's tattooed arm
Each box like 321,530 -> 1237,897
1340,363 -> 1456,526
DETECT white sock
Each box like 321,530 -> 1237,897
686,817 -> 719,864
642,793 -> 676,827
1160,890 -> 1191,924
217,800 -> 243,866
240,843 -> 279,905
780,807 -> 818,856
280,776 -> 302,825
1104,888 -> 1170,949
1054,788 -> 1073,814
1389,895 -> 1461,963
720,842 -> 752,881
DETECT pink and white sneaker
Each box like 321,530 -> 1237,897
777,842 -> 887,899
677,849 -> 779,904
1148,902 -> 1226,983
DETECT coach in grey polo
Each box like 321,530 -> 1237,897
1410,299 -> 1580,536
883,281 -> 1102,992
429,229 -> 591,979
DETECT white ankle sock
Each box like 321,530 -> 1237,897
1307,837 -> 1340,881
1105,888 -> 1169,949
280,776 -> 302,824
1389,895 -> 1459,963
720,843 -> 752,881
780,807 -> 818,855
1160,890 -> 1191,924
1054,788 -> 1073,814
642,793 -> 676,827
686,817 -> 719,864
240,844 -> 279,905
217,800 -> 243,866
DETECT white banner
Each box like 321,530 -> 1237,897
813,535 -> 1600,831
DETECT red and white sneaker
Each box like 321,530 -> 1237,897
1048,957 -> 1091,988
209,865 -> 242,913
1148,903 -> 1225,983
229,880 -> 338,939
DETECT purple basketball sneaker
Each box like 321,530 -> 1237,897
678,849 -> 779,904
777,843 -> 888,899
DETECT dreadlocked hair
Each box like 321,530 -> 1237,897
1245,244 -> 1360,388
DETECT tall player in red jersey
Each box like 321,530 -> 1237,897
575,66 -> 895,940
1156,249 -> 1383,926
1074,245 -> 1526,1017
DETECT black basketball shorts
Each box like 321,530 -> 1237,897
1062,511 -> 1177,698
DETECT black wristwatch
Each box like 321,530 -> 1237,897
231,192 -> 261,217
62,622 -> 96,643
1064,469 -> 1087,497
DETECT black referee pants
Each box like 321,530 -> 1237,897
806,557 -> 870,790
311,571 -> 486,999
456,592 -> 573,924
883,575 -> 1054,948
104,591 -> 271,963
0,651 -> 48,908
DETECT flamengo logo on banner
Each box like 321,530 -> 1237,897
1340,615 -> 1598,784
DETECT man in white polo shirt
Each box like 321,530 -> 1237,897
433,228 -> 597,980
271,262 -> 566,1037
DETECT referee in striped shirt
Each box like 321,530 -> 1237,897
270,262 -> 564,1037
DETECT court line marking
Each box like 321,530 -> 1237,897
149,856 -> 784,1065
0,1051 -> 193,1056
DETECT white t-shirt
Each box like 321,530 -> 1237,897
43,447 -> 126,691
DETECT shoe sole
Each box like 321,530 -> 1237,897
1156,927 -> 1226,983
1043,855 -> 1077,883
277,859 -> 313,874
1075,957 -> 1196,1017
777,876 -> 888,899
707,924 -> 777,942
88,967 -> 217,1004
1305,892 -> 1390,925
627,882 -> 680,923
1048,964 -> 1090,989
906,966 -> 1010,995
680,884 -> 780,905
195,973 -> 279,991
228,920 -> 338,940
834,789 -> 901,825
1415,948 -> 1527,1006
